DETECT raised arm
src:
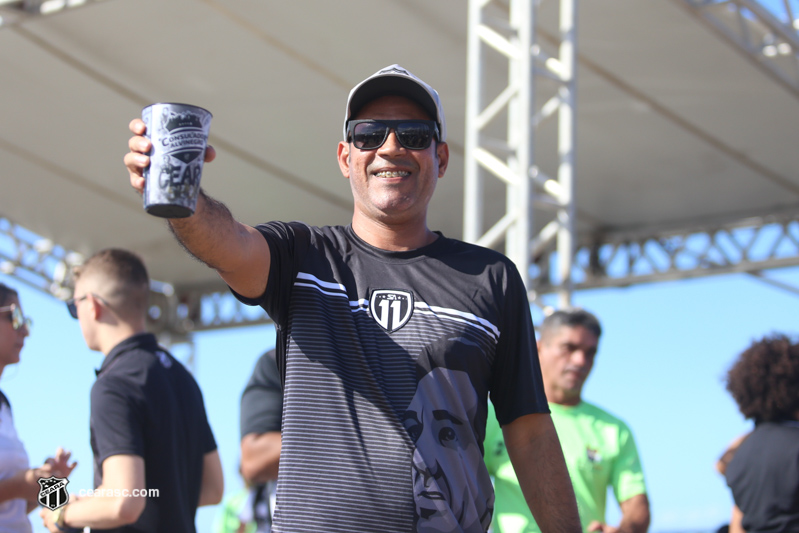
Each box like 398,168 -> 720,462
502,413 -> 581,533
123,118 -> 271,299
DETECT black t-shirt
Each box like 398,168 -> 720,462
89,333 -> 217,533
234,222 -> 548,533
726,421 -> 799,532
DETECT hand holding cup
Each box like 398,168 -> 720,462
124,104 -> 216,217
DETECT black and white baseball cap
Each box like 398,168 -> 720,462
343,64 -> 447,142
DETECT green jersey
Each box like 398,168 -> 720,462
484,401 -> 647,532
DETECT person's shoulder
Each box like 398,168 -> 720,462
98,345 -> 190,387
252,349 -> 279,378
755,420 -> 799,440
443,237 -> 509,258
255,221 -> 345,235
256,221 -> 350,248
576,400 -> 632,429
438,237 -> 521,272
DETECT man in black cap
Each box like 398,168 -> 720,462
124,65 -> 580,532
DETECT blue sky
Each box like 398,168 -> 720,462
3,264 -> 798,532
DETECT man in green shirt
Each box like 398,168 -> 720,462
485,309 -> 650,533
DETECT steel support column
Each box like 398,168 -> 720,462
464,0 -> 578,309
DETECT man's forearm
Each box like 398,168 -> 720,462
617,493 -> 650,533
167,189 -> 239,271
504,414 -> 581,532
167,189 -> 270,298
54,494 -> 145,529
0,468 -> 43,503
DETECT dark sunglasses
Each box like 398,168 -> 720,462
347,119 -> 440,151
65,294 -> 90,319
0,304 -> 32,332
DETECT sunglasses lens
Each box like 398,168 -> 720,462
352,122 -> 388,150
396,122 -> 433,150
352,121 -> 434,150
10,307 -> 29,332
67,300 -> 78,319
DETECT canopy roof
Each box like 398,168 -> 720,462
1,0 -> 797,299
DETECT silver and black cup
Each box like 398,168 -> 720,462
142,103 -> 212,218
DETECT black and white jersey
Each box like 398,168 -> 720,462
235,222 -> 548,533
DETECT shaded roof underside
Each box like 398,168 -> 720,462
1,0 -> 797,295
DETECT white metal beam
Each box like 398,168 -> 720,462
532,210 -> 799,294
465,0 -> 579,308
679,0 -> 799,98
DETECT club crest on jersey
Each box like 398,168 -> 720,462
370,290 -> 414,332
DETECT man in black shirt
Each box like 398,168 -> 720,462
40,248 -> 223,532
124,65 -> 580,532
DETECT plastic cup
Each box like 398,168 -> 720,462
141,103 -> 212,218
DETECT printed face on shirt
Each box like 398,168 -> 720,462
404,367 -> 492,533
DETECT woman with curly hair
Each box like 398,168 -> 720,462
724,334 -> 799,533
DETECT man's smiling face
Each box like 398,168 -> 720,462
338,95 -> 448,229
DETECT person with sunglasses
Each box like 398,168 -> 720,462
39,249 -> 223,533
124,64 -> 580,532
0,283 -> 76,532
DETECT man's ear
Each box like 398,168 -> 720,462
88,294 -> 103,321
436,142 -> 449,178
337,141 -> 351,179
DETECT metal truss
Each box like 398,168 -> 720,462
680,0 -> 799,98
149,284 -> 271,340
465,0 -> 578,309
531,210 -> 799,296
0,214 -> 270,343
0,215 -> 82,300
5,0 -> 799,337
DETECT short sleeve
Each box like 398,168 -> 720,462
240,350 -> 284,439
488,262 -> 549,425
193,379 -> 218,455
91,376 -> 145,462
611,422 -> 647,503
228,221 -> 313,329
